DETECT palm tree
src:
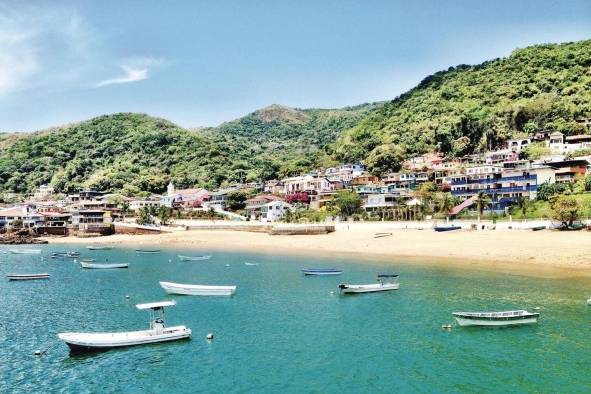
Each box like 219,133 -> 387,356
474,191 -> 491,221
436,192 -> 455,217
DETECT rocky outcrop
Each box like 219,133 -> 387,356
0,228 -> 48,244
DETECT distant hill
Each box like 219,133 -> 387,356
0,39 -> 589,194
335,40 -> 591,174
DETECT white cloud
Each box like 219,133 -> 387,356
95,57 -> 166,88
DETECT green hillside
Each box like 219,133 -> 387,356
335,40 -> 591,174
0,104 -> 377,195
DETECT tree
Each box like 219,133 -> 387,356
227,190 -> 248,211
157,206 -> 172,225
474,191 -> 491,220
550,195 -> 581,228
435,192 -> 456,215
365,144 -> 406,176
136,207 -> 154,225
333,190 -> 362,218
536,182 -> 571,201
286,192 -> 310,205
120,201 -> 130,219
515,195 -> 530,216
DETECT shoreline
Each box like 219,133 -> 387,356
41,225 -> 591,279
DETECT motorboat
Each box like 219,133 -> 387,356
7,273 -> 50,280
80,258 -> 96,262
177,255 -> 211,261
57,300 -> 191,352
80,262 -> 129,269
50,252 -> 68,259
244,262 -> 258,266
86,246 -> 113,250
136,249 -> 161,254
339,274 -> 399,294
65,251 -> 80,258
302,268 -> 342,276
159,281 -> 236,296
10,249 -> 42,254
452,310 -> 539,327
434,225 -> 461,232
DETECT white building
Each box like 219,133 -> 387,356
33,185 -> 55,201
129,199 -> 162,211
260,201 -> 292,222
548,132 -> 591,154
324,164 -> 366,185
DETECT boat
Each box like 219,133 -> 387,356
434,225 -> 461,232
50,252 -> 68,259
531,225 -> 546,231
244,262 -> 258,266
177,255 -> 211,261
10,249 -> 42,254
80,262 -> 129,269
339,274 -> 399,294
86,246 -> 113,250
452,310 -> 539,327
7,273 -> 50,280
159,281 -> 236,296
57,300 -> 191,352
302,268 -> 342,276
136,249 -> 161,254
65,251 -> 80,258
80,258 -> 96,262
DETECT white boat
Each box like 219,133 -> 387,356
177,255 -> 211,261
339,274 -> 400,294
136,249 -> 161,254
159,281 -> 236,296
302,268 -> 342,276
86,246 -> 113,250
244,262 -> 258,266
10,249 -> 42,254
80,262 -> 129,269
7,273 -> 50,280
58,300 -> 191,352
453,310 -> 539,327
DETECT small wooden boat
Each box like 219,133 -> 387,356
58,300 -> 191,352
86,246 -> 113,250
80,262 -> 129,269
50,252 -> 68,259
66,251 -> 80,258
531,225 -> 546,231
302,268 -> 342,276
373,232 -> 393,238
10,249 -> 42,254
7,273 -> 50,281
160,281 -> 236,296
339,274 -> 399,294
136,249 -> 161,254
434,225 -> 461,232
452,310 -> 539,327
177,255 -> 211,261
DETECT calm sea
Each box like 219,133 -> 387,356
1,245 -> 591,393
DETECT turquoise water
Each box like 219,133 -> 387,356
2,246 -> 591,393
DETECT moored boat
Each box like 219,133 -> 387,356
339,274 -> 399,294
177,255 -> 211,261
80,258 -> 96,262
57,300 -> 191,352
159,281 -> 236,296
80,262 -> 129,269
434,225 -> 461,232
10,249 -> 42,254
531,225 -> 546,231
452,310 -> 539,327
86,246 -> 113,250
7,273 -> 50,280
302,268 -> 342,276
136,249 -> 161,254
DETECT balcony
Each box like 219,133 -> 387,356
451,185 -> 537,196
451,175 -> 536,186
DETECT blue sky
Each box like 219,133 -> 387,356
0,0 -> 590,132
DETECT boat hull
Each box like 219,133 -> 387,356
80,262 -> 128,269
302,269 -> 342,276
159,281 -> 236,296
178,255 -> 211,261
7,274 -> 50,281
454,317 -> 538,327
340,283 -> 399,293
58,326 -> 191,353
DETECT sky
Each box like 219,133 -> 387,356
0,0 -> 590,132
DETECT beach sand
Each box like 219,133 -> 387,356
43,225 -> 591,278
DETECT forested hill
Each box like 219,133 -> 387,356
0,39 -> 589,195
0,104 -> 378,195
335,40 -> 591,174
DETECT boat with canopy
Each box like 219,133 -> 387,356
177,255 -> 211,261
80,261 -> 129,269
301,268 -> 342,276
160,281 -> 236,296
339,274 -> 400,294
452,310 -> 539,327
7,273 -> 50,281
57,300 -> 191,352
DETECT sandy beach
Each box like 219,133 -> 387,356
43,224 -> 591,278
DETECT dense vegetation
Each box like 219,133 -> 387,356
0,39 -> 589,194
336,40 -> 591,174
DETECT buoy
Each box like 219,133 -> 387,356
125,295 -> 130,299
330,291 -> 335,295
168,259 -> 172,263
533,306 -> 541,310
206,333 -> 214,340
226,264 -> 230,267
441,324 -> 452,330
34,350 -> 42,356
